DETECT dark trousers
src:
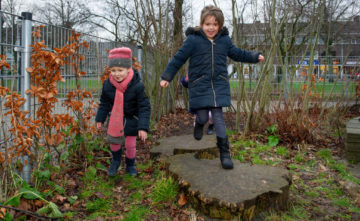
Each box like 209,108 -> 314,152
196,107 -> 226,138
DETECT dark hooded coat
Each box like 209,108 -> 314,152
161,27 -> 261,109
96,69 -> 150,136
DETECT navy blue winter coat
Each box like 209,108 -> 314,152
96,69 -> 150,136
161,27 -> 261,109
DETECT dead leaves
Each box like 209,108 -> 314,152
0,208 -> 6,219
177,193 -> 187,206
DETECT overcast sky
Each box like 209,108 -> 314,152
14,0 -> 238,39
17,0 -> 234,25
190,0 -> 233,26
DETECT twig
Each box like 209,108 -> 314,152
0,204 -> 57,220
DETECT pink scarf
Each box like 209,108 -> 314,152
107,69 -> 134,137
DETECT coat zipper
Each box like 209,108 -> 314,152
211,40 -> 217,107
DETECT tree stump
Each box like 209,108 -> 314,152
346,117 -> 360,163
150,134 -> 219,159
151,135 -> 292,220
167,153 -> 291,220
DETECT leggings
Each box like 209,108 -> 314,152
109,136 -> 136,158
196,107 -> 226,138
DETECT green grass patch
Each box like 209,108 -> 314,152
137,161 -> 153,171
349,206 -> 360,213
251,155 -> 266,165
254,144 -> 272,153
229,80 -> 357,97
304,191 -> 320,198
294,153 -> 305,163
123,206 -> 150,221
57,77 -> 101,92
124,174 -> 151,190
150,177 -> 178,204
231,138 -> 257,149
288,163 -> 306,171
233,150 -> 247,162
128,191 -> 143,203
306,159 -> 317,168
80,176 -> 114,199
265,158 -> 281,166
64,211 -> 77,219
316,149 -> 333,162
86,198 -> 111,212
282,205 -> 311,220
332,197 -> 351,207
276,147 -> 288,157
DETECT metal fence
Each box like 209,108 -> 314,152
229,56 -> 360,100
0,11 -> 141,164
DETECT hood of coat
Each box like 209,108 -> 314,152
185,26 -> 229,39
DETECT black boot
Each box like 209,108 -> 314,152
194,122 -> 205,140
108,149 -> 122,176
207,124 -> 214,135
217,136 -> 234,169
125,157 -> 138,176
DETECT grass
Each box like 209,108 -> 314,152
150,176 -> 178,204
276,147 -> 288,156
230,137 -> 360,220
57,77 -> 101,92
123,206 -> 151,221
229,80 -> 357,97
78,165 -> 122,217
124,174 -> 151,190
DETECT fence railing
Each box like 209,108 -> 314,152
0,11 -> 140,182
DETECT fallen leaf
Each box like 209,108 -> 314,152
34,200 -> 44,207
63,203 -> 70,210
18,199 -> 32,211
66,179 -> 77,188
292,174 -> 300,180
0,208 -> 6,218
94,192 -> 105,199
318,163 -> 327,171
178,193 -> 187,206
55,194 -> 66,203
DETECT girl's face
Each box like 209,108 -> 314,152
110,66 -> 130,82
201,15 -> 219,40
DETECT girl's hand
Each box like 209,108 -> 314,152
258,55 -> 265,62
160,80 -> 169,88
138,130 -> 147,142
96,122 -> 102,130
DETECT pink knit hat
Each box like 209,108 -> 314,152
108,47 -> 132,68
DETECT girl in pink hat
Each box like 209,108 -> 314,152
96,47 -> 150,176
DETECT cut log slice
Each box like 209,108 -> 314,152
166,153 -> 292,221
150,134 -> 219,159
